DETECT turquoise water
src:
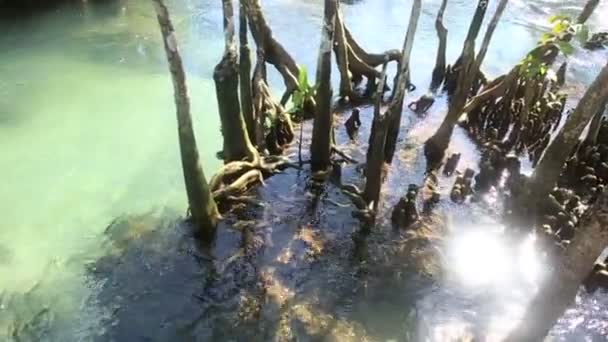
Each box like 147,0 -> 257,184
1,0 -> 607,340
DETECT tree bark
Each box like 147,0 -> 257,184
243,0 -> 304,106
522,62 -> 608,214
383,0 -> 422,164
152,0 -> 219,237
251,50 -> 295,155
310,0 -> 336,172
334,5 -> 353,99
215,0 -> 258,163
364,63 -> 390,214
472,0 -> 509,73
425,0 -> 508,170
332,1 -> 401,100
506,188 -> 608,342
430,0 -> 449,92
577,0 -> 600,24
239,0 -> 255,144
584,98 -> 607,146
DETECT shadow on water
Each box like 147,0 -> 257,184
87,114 -> 445,340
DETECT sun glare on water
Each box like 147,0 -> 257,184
446,224 -> 543,288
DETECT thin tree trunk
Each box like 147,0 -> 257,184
239,0 -> 255,144
430,0 -> 448,92
577,0 -> 600,24
425,0 -> 508,170
152,0 -> 219,237
522,62 -> 608,215
215,0 -> 258,163
244,0 -> 306,107
473,0 -> 509,73
334,6 -> 353,99
506,188 -> 608,342
310,0 -> 336,172
364,62 -> 390,213
332,2 -> 401,100
383,0 -> 422,164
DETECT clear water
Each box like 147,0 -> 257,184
0,0 -> 607,340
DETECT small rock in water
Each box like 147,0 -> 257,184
391,184 -> 420,229
442,153 -> 461,177
344,108 -> 361,140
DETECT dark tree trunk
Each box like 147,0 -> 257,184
425,0 -> 508,170
251,50 -> 295,155
383,0 -> 422,164
364,63 -> 390,214
518,62 -> 608,217
239,0 -> 255,144
332,1 -> 401,100
334,5 -> 353,99
215,0 -> 258,163
152,0 -> 219,237
506,188 -> 608,342
430,0 -> 449,92
244,0 -> 307,107
577,0 -> 600,24
310,0 -> 336,172
584,98 -> 607,146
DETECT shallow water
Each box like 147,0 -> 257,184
1,0 -> 607,340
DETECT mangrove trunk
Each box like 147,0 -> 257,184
425,0 -> 508,170
310,0 -> 336,172
215,0 -> 258,163
383,0 -> 422,164
244,0 -> 306,107
239,0 -> 256,144
364,62 -> 390,215
506,188 -> 608,342
430,0 -> 449,92
152,0 -> 219,237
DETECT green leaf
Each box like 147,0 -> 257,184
556,41 -> 575,56
553,20 -> 570,35
298,66 -> 308,90
292,90 -> 303,108
540,33 -> 554,43
575,25 -> 590,44
549,14 -> 569,24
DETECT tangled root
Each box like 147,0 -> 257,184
210,155 -> 294,205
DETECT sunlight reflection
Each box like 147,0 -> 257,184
446,224 -> 543,288
432,321 -> 474,342
422,224 -> 547,341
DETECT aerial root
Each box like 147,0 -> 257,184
331,146 -> 358,164
333,2 -> 400,100
338,183 -> 375,223
210,155 -> 295,206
